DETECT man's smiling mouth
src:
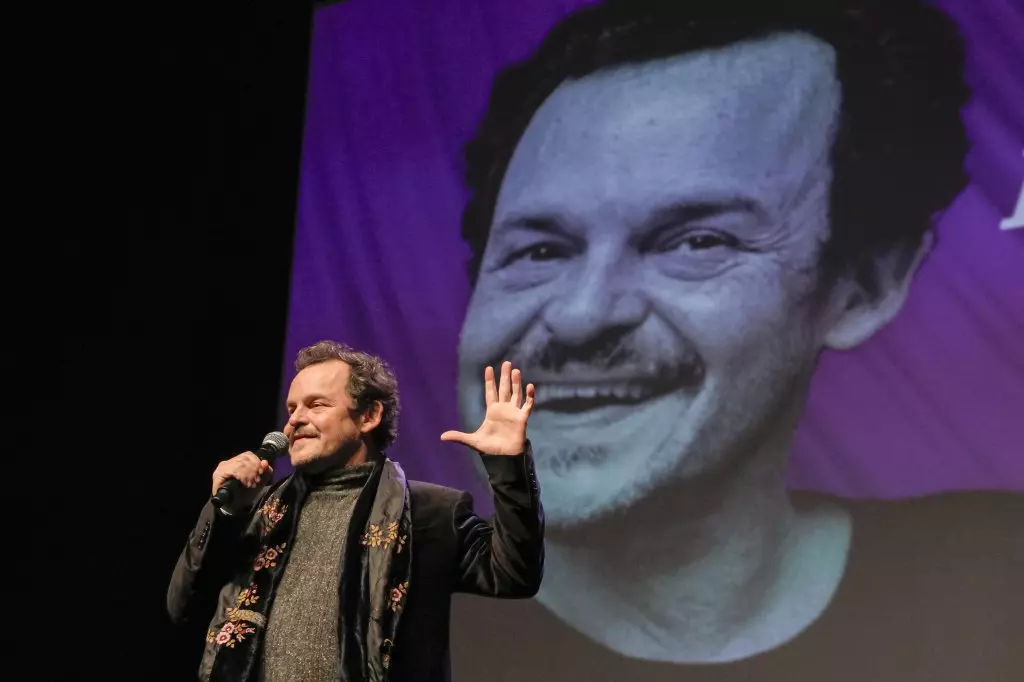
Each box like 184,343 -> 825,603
534,380 -> 676,412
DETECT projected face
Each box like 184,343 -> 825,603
458,33 -> 852,525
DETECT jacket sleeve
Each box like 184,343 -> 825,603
166,497 -> 256,625
453,442 -> 545,598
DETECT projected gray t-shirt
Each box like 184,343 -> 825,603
452,491 -> 1023,682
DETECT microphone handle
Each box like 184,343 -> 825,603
210,443 -> 282,509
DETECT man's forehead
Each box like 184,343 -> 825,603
289,360 -> 350,396
494,31 -> 840,221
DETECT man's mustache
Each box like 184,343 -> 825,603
501,330 -> 704,386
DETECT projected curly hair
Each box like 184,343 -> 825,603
460,0 -> 970,290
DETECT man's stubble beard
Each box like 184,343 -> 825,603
541,368 -> 814,548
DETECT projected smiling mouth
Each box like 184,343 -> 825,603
508,334 -> 706,416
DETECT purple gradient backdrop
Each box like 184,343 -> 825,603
281,0 -> 1023,501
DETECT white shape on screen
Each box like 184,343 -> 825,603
998,149 -> 1023,230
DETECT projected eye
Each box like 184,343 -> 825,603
508,242 -> 572,263
643,226 -> 750,281
651,229 -> 740,253
484,237 -> 577,289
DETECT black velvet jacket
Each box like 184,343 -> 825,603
167,447 -> 544,681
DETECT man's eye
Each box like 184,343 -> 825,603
509,242 -> 570,263
685,233 -> 733,250
651,229 -> 740,253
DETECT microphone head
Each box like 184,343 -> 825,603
262,431 -> 289,454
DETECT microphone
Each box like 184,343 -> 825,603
211,431 -> 290,509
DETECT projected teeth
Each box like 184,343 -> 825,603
535,383 -> 657,405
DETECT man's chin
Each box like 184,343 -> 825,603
533,451 -> 658,531
528,430 -> 700,531
289,450 -> 320,471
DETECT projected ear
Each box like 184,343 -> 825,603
823,232 -> 933,350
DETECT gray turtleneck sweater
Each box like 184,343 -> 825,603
258,462 -> 374,682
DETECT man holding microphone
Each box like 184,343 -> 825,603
167,340 -> 544,681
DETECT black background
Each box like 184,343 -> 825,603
61,1 -> 325,677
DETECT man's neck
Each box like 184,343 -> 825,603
298,441 -> 378,476
536,440 -> 851,664
341,444 -> 375,468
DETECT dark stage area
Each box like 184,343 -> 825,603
64,1 -> 320,678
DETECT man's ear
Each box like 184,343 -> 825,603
359,400 -> 384,434
823,232 -> 933,350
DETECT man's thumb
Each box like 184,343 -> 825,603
440,430 -> 470,443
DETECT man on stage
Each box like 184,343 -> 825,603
167,340 -> 544,681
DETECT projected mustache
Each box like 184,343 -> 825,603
501,330 -> 704,408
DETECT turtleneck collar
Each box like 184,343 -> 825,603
307,460 -> 377,491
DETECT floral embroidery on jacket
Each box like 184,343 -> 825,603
235,583 -> 259,608
207,583 -> 267,649
362,519 -> 406,552
259,497 -> 288,535
207,620 -> 257,648
254,542 -> 287,571
388,581 -> 409,612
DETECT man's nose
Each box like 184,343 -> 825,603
287,407 -> 306,429
540,254 -> 649,346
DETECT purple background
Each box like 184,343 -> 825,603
282,0 -> 1024,500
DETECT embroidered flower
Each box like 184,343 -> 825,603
362,523 -> 384,548
362,518 -> 405,550
259,497 -> 288,535
382,638 -> 394,670
236,584 -> 259,607
388,581 -> 409,612
207,620 -> 257,649
254,543 -> 287,571
396,533 -> 407,554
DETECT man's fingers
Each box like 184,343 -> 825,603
511,368 -> 522,407
213,451 -> 270,496
523,383 -> 535,415
235,453 -> 268,486
484,365 -> 497,407
498,361 -> 512,402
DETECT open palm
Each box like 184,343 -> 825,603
441,361 -> 534,456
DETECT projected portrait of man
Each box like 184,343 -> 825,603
453,0 -> 1022,678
